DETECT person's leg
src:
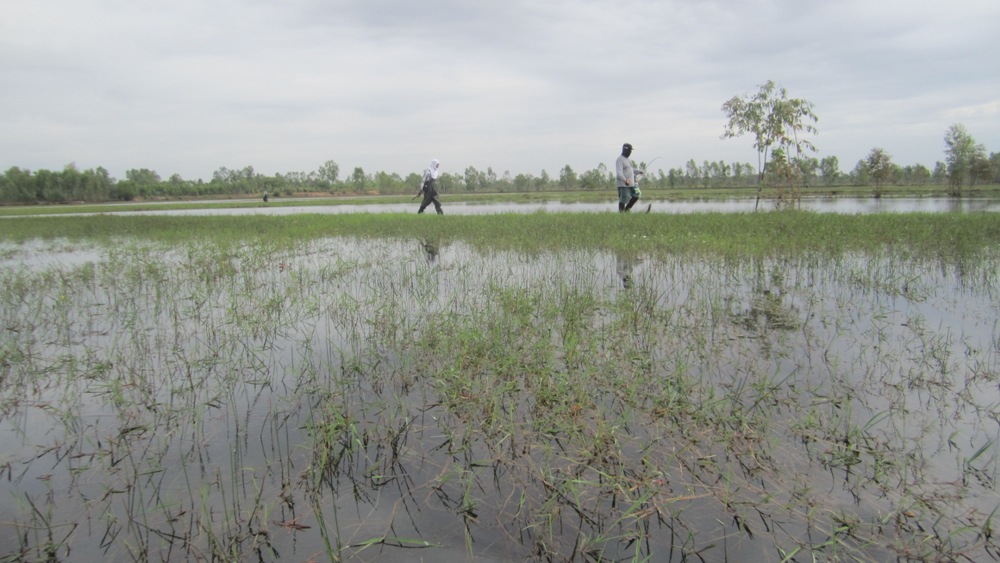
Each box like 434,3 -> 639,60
433,197 -> 443,214
618,187 -> 630,212
624,186 -> 640,210
418,191 -> 433,213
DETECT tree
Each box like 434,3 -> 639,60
579,165 -> 606,190
906,164 -> 931,185
558,165 -> 578,190
932,162 -> 948,184
722,80 -> 819,209
349,167 -> 369,192
864,148 -> 894,198
126,168 -> 161,185
316,160 -> 339,186
944,123 -> 987,195
819,156 -> 840,185
970,152 -> 994,187
851,159 -> 869,186
464,166 -> 485,192
797,156 -> 819,187
684,159 -> 700,187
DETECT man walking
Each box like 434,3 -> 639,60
615,143 -> 642,212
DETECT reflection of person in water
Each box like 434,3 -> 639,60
615,253 -> 637,289
422,239 -> 439,264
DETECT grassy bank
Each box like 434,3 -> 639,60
3,210 -> 999,259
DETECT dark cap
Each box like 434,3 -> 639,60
623,143 -> 634,151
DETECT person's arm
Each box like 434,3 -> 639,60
417,170 -> 429,194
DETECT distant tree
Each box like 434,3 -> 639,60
213,167 -> 232,183
349,167 -> 369,192
932,161 -> 948,184
317,160 -> 339,186
404,172 -> 422,193
120,168 -> 162,198
0,167 -> 34,202
685,159 -> 700,187
970,152 -> 994,187
81,167 -> 113,201
667,168 -> 680,188
513,172 -> 532,192
436,171 -> 459,193
716,160 -> 730,186
797,156 -> 819,187
864,147 -> 894,198
907,164 -> 931,185
558,165 -> 578,190
580,166 -> 606,190
819,156 -> 840,185
722,80 -> 818,209
126,168 -> 161,185
851,159 -> 869,187
464,166 -> 486,192
944,123 -> 987,195
537,170 -> 551,191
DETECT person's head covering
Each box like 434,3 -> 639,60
622,143 -> 634,157
429,159 -> 440,179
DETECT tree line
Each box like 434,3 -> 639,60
2,87 -> 997,207
2,150 -> 994,206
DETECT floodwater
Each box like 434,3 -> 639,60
8,195 -> 1000,218
0,234 -> 998,561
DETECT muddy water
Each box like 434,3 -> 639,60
0,238 -> 997,561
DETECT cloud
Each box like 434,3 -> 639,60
1,0 -> 997,181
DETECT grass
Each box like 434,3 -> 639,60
1,211 -> 998,561
3,211 -> 1000,260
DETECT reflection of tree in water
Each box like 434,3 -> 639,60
729,263 -> 800,332
731,289 -> 799,332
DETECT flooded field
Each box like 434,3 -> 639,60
7,195 -> 1000,219
1,235 -> 998,561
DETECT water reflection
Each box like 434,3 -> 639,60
7,196 -> 1000,218
1,238 -> 998,561
421,238 -> 440,264
615,252 -> 639,289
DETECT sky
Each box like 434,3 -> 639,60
2,0 -> 998,182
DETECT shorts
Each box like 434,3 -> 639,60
618,185 -> 640,206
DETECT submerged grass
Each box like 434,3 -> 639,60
4,211 -> 1000,260
1,211 -> 999,561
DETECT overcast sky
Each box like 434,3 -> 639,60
2,0 -> 997,182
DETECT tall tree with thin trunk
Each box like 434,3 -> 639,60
722,80 -> 818,209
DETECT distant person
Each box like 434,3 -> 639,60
263,191 -> 269,202
416,159 -> 443,214
615,143 -> 642,212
